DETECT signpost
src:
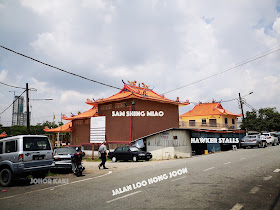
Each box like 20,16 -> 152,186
90,116 -> 106,159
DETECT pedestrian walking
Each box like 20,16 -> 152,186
260,133 -> 266,148
98,141 -> 108,169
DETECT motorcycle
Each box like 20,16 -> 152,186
71,148 -> 85,177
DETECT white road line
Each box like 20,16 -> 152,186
273,169 -> 280,173
250,187 -> 260,194
231,203 -> 244,210
224,162 -> 231,165
106,191 -> 142,203
203,167 -> 215,171
263,176 -> 272,181
0,171 -> 113,200
171,176 -> 187,182
240,158 -> 246,160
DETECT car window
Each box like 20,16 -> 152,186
122,147 -> 129,152
5,140 -> 17,153
0,142 -> 3,154
129,147 -> 140,152
23,137 -> 51,151
115,147 -> 122,152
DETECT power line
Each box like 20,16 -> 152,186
163,46 -> 280,94
0,45 -> 122,90
0,81 -> 25,89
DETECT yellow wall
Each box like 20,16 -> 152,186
180,114 -> 237,128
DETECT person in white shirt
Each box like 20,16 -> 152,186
98,141 -> 108,169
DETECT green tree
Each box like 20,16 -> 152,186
241,107 -> 280,131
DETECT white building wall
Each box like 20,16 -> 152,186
147,130 -> 191,160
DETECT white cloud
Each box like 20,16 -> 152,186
0,0 -> 280,125
0,70 -> 8,81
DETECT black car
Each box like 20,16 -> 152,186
108,146 -> 152,162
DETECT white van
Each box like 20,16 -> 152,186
0,135 -> 54,186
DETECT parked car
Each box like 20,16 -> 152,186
0,135 -> 53,187
108,146 -> 152,162
52,147 -> 77,170
262,132 -> 279,146
240,135 -> 263,148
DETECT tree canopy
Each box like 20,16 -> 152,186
241,107 -> 280,132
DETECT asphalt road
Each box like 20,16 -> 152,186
0,145 -> 280,210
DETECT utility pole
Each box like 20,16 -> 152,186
239,93 -> 246,134
26,83 -> 30,134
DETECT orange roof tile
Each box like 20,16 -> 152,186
0,131 -> 7,138
86,82 -> 189,106
62,107 -> 98,120
179,103 -> 242,118
44,122 -> 72,133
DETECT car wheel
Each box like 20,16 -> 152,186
0,168 -> 13,187
112,156 -> 117,162
132,156 -> 138,162
145,158 -> 150,161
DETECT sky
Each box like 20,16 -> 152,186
0,0 -> 280,126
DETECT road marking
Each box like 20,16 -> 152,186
273,169 -> 280,173
203,167 -> 215,171
0,171 -> 113,200
250,187 -> 260,194
240,158 -> 246,160
231,203 -> 243,210
106,191 -> 142,203
224,162 -> 231,165
171,176 -> 186,182
263,176 -> 272,181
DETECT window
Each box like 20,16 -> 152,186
225,118 -> 228,124
232,118 -> 235,124
122,147 -> 129,152
0,142 -> 3,154
5,141 -> 17,153
209,119 -> 217,127
115,147 -> 122,152
189,120 -> 196,126
202,118 -> 206,124
23,137 -> 51,151
115,103 -> 125,109
101,104 -> 112,110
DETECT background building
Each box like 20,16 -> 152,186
11,96 -> 29,126
179,102 -> 242,130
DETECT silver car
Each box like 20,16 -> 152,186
52,147 -> 77,169
0,135 -> 53,187
240,135 -> 263,148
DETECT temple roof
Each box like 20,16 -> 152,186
0,131 -> 7,138
44,122 -> 72,133
86,82 -> 189,106
62,107 -> 98,120
180,103 -> 242,118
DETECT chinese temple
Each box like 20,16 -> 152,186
85,81 -> 189,147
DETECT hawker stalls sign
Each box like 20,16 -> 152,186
112,110 -> 164,117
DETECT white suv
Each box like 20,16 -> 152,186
0,135 -> 54,186
262,132 -> 279,146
